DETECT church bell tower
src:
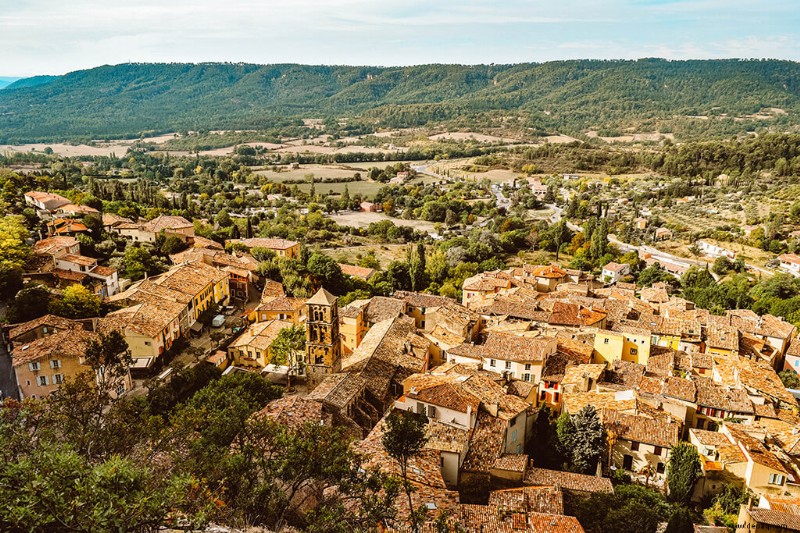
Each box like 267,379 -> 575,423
305,287 -> 341,389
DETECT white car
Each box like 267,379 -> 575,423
211,315 -> 226,328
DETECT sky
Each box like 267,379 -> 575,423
1,0 -> 799,77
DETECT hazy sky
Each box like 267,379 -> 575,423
2,0 -> 798,76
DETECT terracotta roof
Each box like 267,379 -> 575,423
260,279 -> 286,301
663,376 -> 697,402
492,454 -> 529,473
527,512 -> 585,533
746,508 -> 800,530
524,465 -> 614,494
480,333 -> 557,363
228,320 -> 294,353
192,235 -> 224,250
99,300 -> 183,339
12,328 -> 97,367
690,428 -> 733,447
8,314 -> 81,341
706,324 -> 739,351
530,265 -> 567,279
406,378 -> 481,414
307,372 -> 367,410
33,236 -> 79,256
461,411 -> 507,473
726,424 -> 790,475
254,395 -> 326,430
307,287 -> 337,306
694,378 -> 754,414
563,390 -> 638,414
425,419 -> 472,455
562,364 -> 606,389
604,360 -> 645,388
394,290 -> 455,308
25,190 -> 70,209
762,495 -> 800,515
603,262 -> 628,273
364,296 -> 406,323
338,263 -> 376,280
601,409 -> 681,449
549,302 -> 606,327
142,214 -> 193,233
488,486 -> 564,515
255,296 -> 306,313
645,352 -> 675,377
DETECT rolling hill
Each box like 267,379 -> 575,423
1,59 -> 799,143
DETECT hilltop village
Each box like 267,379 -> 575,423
5,185 -> 800,532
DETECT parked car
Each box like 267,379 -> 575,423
211,315 -> 226,328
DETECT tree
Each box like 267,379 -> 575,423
50,284 -> 101,319
779,369 -> 800,389
270,325 -> 306,390
664,507 -> 693,533
0,215 -> 30,300
6,285 -> 50,323
215,209 -> 232,228
667,442 -> 701,504
307,252 -> 348,294
121,245 -> 163,281
570,405 -> 606,474
382,410 -> 428,533
408,243 -> 427,292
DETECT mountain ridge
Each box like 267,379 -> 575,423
1,59 -> 799,143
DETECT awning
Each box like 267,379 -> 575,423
190,321 -> 203,333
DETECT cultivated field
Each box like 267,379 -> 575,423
328,211 -> 437,232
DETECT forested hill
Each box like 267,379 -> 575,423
1,59 -> 799,143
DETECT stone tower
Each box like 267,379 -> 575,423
305,287 -> 341,389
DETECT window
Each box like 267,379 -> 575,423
489,359 -> 496,367
511,429 -> 517,442
657,463 -> 665,474
427,405 -> 437,418
623,455 -> 633,470
604,338 -> 609,344
523,373 -> 531,382
117,384 -> 126,396
50,360 -> 61,369
630,348 -> 638,355
29,362 -> 40,371
53,374 -> 63,384
654,446 -> 663,457
505,361 -> 511,370
416,402 -> 425,415
631,441 -> 640,452
510,416 -> 517,426
769,473 -> 785,485
540,390 -> 546,401
38,375 -> 48,386
144,341 -> 151,346
524,363 -> 531,371
554,392 -> 560,403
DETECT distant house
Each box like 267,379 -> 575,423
24,191 -> 71,219
602,262 -> 630,285
338,263 -> 377,281
778,254 -> 800,277
655,227 -> 673,241
696,240 -> 735,260
114,215 -> 195,244
228,238 -> 301,259
635,218 -> 647,230
360,201 -> 382,212
526,179 -> 548,199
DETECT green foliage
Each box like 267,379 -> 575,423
703,484 -> 753,529
554,406 -> 605,474
667,442 -> 702,504
779,369 -> 800,389
0,215 -> 30,300
120,244 -> 166,281
570,484 -> 672,533
6,284 -> 51,323
664,507 -> 694,533
49,284 -> 102,319
307,252 -> 349,295
269,324 -> 306,387
382,410 -> 429,532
